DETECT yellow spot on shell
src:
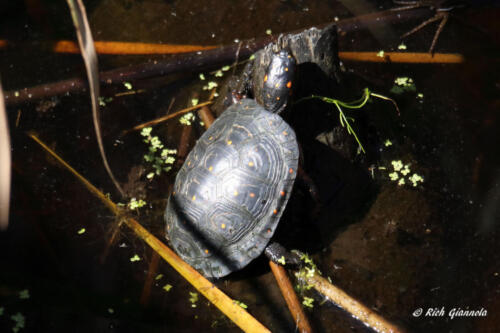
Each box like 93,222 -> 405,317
221,224 -> 226,229
248,161 -> 254,167
264,74 -> 268,82
227,140 -> 232,145
208,166 -> 213,171
234,191 -> 238,196
283,131 -> 288,136
209,136 -> 213,140
285,67 -> 288,72
275,82 -> 280,88
205,249 -> 209,254
192,195 -> 196,201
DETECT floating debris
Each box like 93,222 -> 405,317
130,254 -> 141,262
11,312 -> 25,333
77,228 -> 86,234
234,300 -> 248,309
128,198 -> 146,210
189,292 -> 199,308
179,112 -> 196,126
19,289 -> 30,300
302,296 -> 314,308
390,77 -> 416,94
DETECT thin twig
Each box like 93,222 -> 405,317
121,100 -> 213,136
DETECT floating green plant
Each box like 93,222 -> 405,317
140,127 -> 177,179
297,88 -> 399,153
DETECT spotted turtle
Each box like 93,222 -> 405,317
165,50 -> 300,278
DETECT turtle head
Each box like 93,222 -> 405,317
258,49 -> 296,114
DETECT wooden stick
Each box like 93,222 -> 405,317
303,273 -> 405,333
28,132 -> 271,333
0,39 -> 218,55
339,51 -> 465,63
270,262 -> 313,333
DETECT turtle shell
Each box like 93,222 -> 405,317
165,98 -> 299,278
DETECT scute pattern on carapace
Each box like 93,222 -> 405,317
165,98 -> 299,278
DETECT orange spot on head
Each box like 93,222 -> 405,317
250,192 -> 255,198
273,209 -> 278,214
264,74 -> 268,82
267,228 -> 272,233
280,191 -> 285,196
282,131 -> 288,136
172,191 -> 176,195
285,67 -> 289,72
289,168 -> 294,174
276,97 -> 280,101
286,81 -> 292,89
205,249 -> 209,254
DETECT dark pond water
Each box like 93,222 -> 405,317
1,0 -> 499,332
